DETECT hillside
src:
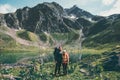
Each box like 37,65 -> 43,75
65,5 -> 94,18
0,2 -> 120,49
0,2 -> 83,51
83,14 -> 120,48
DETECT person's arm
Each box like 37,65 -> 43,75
53,50 -> 57,61
67,52 -> 69,63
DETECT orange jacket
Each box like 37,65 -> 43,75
62,52 -> 69,63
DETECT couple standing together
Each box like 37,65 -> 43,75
53,46 -> 69,76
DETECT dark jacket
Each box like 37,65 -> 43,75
53,47 -> 62,63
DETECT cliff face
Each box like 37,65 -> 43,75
65,5 -> 94,18
0,2 -> 83,34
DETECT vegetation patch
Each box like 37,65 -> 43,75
17,30 -> 38,42
0,49 -> 120,80
0,26 -> 8,31
39,33 -> 48,42
0,32 -> 17,50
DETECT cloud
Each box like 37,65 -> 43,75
0,4 -> 16,14
61,0 -> 97,8
102,0 -> 114,6
100,0 -> 120,16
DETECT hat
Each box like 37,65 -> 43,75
63,50 -> 66,53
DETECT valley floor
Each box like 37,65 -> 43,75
0,48 -> 120,80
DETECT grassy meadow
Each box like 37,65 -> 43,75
0,28 -> 120,79
0,46 -> 120,80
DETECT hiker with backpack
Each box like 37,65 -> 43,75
62,50 -> 69,75
53,46 -> 62,76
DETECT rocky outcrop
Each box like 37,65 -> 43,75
0,14 -> 7,27
65,5 -> 94,18
0,2 -> 82,34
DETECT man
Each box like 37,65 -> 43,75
62,50 -> 69,75
53,46 -> 62,76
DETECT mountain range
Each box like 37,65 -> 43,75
0,2 -> 120,49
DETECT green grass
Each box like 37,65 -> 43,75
38,32 -> 54,45
0,49 -> 120,80
51,33 -> 68,40
51,31 -> 79,45
17,30 -> 39,42
39,33 -> 48,42
0,46 -> 38,53
0,30 -> 40,52
0,31 -> 17,50
81,48 -> 107,54
0,26 -> 8,31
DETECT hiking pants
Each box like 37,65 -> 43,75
55,62 -> 62,74
62,63 -> 68,75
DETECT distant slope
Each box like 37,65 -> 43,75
65,5 -> 94,18
0,26 -> 40,47
83,14 -> 120,48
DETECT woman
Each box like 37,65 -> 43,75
62,50 -> 69,75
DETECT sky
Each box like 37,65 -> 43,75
0,0 -> 120,16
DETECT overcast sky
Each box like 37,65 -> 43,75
0,0 -> 120,16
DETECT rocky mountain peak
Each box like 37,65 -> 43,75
65,5 -> 94,18
70,5 -> 80,11
108,14 -> 120,20
33,2 -> 64,15
23,6 -> 30,11
0,2 -> 82,33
